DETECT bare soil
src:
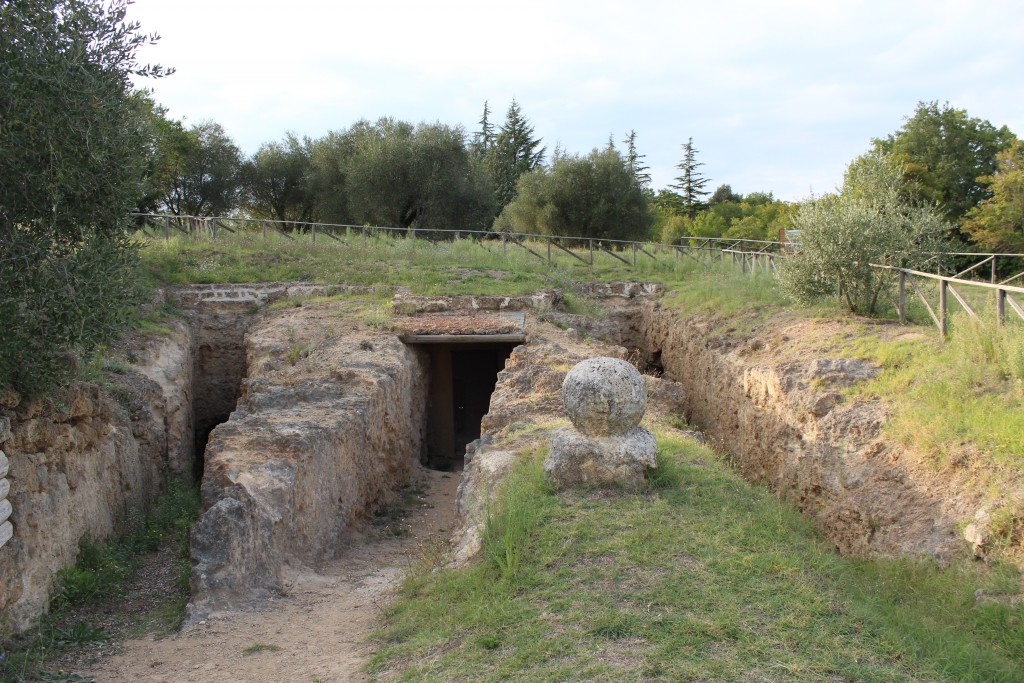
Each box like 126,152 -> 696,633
76,469 -> 459,683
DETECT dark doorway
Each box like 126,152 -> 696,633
418,342 -> 515,470
452,349 -> 507,459
191,340 -> 246,482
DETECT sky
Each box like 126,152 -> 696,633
125,0 -> 1024,202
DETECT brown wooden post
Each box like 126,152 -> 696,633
992,256 -> 998,314
362,226 -> 367,246
898,270 -> 906,324
939,279 -> 948,337
632,242 -> 637,267
588,239 -> 594,265
211,219 -> 217,240
312,224 -> 317,243
997,288 -> 1006,326
262,221 -> 267,239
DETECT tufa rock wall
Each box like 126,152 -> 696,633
0,321 -> 194,632
637,299 -> 966,560
187,304 -> 429,620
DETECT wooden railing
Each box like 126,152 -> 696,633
131,216 -> 1024,334
873,264 -> 1024,335
133,213 -> 694,270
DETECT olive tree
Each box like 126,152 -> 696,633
779,153 -> 950,315
494,148 -> 653,241
0,0 -> 165,394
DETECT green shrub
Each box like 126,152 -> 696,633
779,152 -> 951,315
0,0 -> 161,396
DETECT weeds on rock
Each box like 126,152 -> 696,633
242,642 -> 282,655
0,478 -> 199,682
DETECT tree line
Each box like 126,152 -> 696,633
138,98 -> 797,245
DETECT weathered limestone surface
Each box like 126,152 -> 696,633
453,318 -> 688,563
0,373 -> 175,631
545,428 -> 656,489
187,305 -> 429,620
562,357 -> 647,436
130,319 -> 195,476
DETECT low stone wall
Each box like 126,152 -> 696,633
167,283 -> 386,307
187,304 -> 429,619
0,420 -> 12,551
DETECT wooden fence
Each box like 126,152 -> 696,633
873,265 -> 1024,336
133,213 -> 693,270
132,215 -> 1024,337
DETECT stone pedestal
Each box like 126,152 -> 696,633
545,357 -> 657,489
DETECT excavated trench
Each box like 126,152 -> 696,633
172,290 -> 542,620
2,281 -> 992,635
181,283 -> 974,621
190,305 -> 249,481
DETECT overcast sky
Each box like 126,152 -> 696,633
126,0 -> 1024,202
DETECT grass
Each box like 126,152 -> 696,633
137,231 -> 685,294
242,642 -> 283,655
0,478 -> 200,682
370,436 -> 1024,682
841,313 -> 1024,471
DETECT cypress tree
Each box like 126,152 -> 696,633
488,99 -> 545,210
670,137 -> 710,218
623,130 -> 651,188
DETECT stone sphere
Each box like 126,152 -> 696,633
562,357 -> 647,436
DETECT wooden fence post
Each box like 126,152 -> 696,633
997,288 -> 1006,326
312,224 -> 317,243
262,221 -> 267,239
632,243 -> 637,267
547,237 -> 551,264
164,215 -> 170,242
588,239 -> 594,266
898,270 -> 906,324
939,279 -> 948,337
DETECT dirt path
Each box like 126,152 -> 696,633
81,469 -> 460,683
